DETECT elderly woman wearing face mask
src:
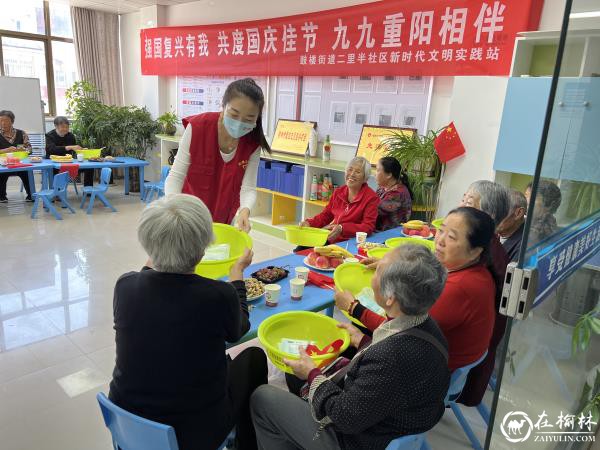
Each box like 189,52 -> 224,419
165,78 -> 271,232
299,156 -> 380,244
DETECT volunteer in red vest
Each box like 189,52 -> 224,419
165,78 -> 270,232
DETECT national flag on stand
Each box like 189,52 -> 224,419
433,122 -> 466,163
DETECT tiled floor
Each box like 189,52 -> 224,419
0,178 -> 491,450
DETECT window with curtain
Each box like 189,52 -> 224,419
0,0 -> 79,116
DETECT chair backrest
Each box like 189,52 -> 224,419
100,167 -> 112,187
96,393 -> 179,450
446,350 -> 488,403
160,166 -> 171,182
28,133 -> 45,157
52,172 -> 69,194
385,433 -> 426,450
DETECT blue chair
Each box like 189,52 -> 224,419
97,392 -> 179,450
386,433 -> 430,449
30,172 -> 75,220
143,166 -> 170,203
97,393 -> 233,450
446,351 -> 489,450
80,167 -> 116,214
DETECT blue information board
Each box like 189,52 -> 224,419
531,215 -> 600,306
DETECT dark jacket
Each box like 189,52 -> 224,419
311,318 -> 450,450
45,129 -> 77,158
502,222 -> 525,262
109,267 -> 250,450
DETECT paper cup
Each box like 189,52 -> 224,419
344,258 -> 360,264
356,232 -> 367,245
77,153 -> 84,162
290,278 -> 306,301
264,284 -> 281,307
295,266 -> 309,282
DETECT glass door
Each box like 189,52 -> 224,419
487,0 -> 600,448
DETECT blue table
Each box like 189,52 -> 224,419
236,228 -> 403,345
0,161 -> 54,195
45,157 -> 150,198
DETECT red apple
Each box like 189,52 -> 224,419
409,229 -> 420,236
421,225 -> 430,235
316,256 -> 330,269
419,228 -> 430,238
430,228 -> 437,237
329,258 -> 343,268
307,251 -> 319,265
403,226 -> 411,235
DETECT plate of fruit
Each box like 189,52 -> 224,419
244,278 -> 265,301
251,266 -> 289,284
401,220 -> 433,239
305,245 -> 354,271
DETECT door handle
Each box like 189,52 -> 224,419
583,101 -> 590,107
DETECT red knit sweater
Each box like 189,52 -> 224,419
307,184 -> 380,243
354,264 -> 495,371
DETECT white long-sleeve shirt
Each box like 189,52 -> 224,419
164,124 -> 260,213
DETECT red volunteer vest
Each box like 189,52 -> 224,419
182,112 -> 258,224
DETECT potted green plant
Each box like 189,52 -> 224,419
380,129 -> 443,222
66,80 -> 160,192
571,306 -> 600,444
157,111 -> 178,136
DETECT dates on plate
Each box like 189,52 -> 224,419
251,266 -> 289,283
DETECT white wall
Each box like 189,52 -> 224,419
437,77 -> 509,216
120,12 -> 143,107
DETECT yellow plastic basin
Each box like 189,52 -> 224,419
284,225 -> 329,247
431,218 -> 444,229
11,151 -> 29,160
258,311 -> 350,374
77,149 -> 102,159
385,237 -> 435,252
195,223 -> 252,279
366,247 -> 392,259
334,263 -> 379,327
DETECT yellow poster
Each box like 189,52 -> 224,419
356,126 -> 415,165
271,120 -> 314,156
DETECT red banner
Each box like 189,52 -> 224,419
140,0 -> 542,77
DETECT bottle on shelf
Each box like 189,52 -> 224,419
323,174 -> 333,201
310,175 -> 318,201
317,175 -> 323,201
308,123 -> 318,158
322,134 -> 331,162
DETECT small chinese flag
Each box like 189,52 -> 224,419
433,122 -> 466,163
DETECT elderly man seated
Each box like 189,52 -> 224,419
497,189 -> 527,262
250,245 -> 450,450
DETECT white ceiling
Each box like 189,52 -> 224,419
69,0 -> 197,14
68,0 -> 600,17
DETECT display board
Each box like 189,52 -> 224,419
356,125 -> 415,165
176,75 -> 268,125
270,119 -> 315,156
299,76 -> 431,144
0,76 -> 45,134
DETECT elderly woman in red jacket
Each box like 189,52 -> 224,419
300,156 -> 379,244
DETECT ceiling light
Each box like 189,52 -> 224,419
569,11 -> 600,19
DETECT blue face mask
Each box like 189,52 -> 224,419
223,115 -> 256,139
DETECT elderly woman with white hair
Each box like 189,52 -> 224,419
300,156 -> 380,243
109,194 -> 267,450
250,245 -> 450,450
